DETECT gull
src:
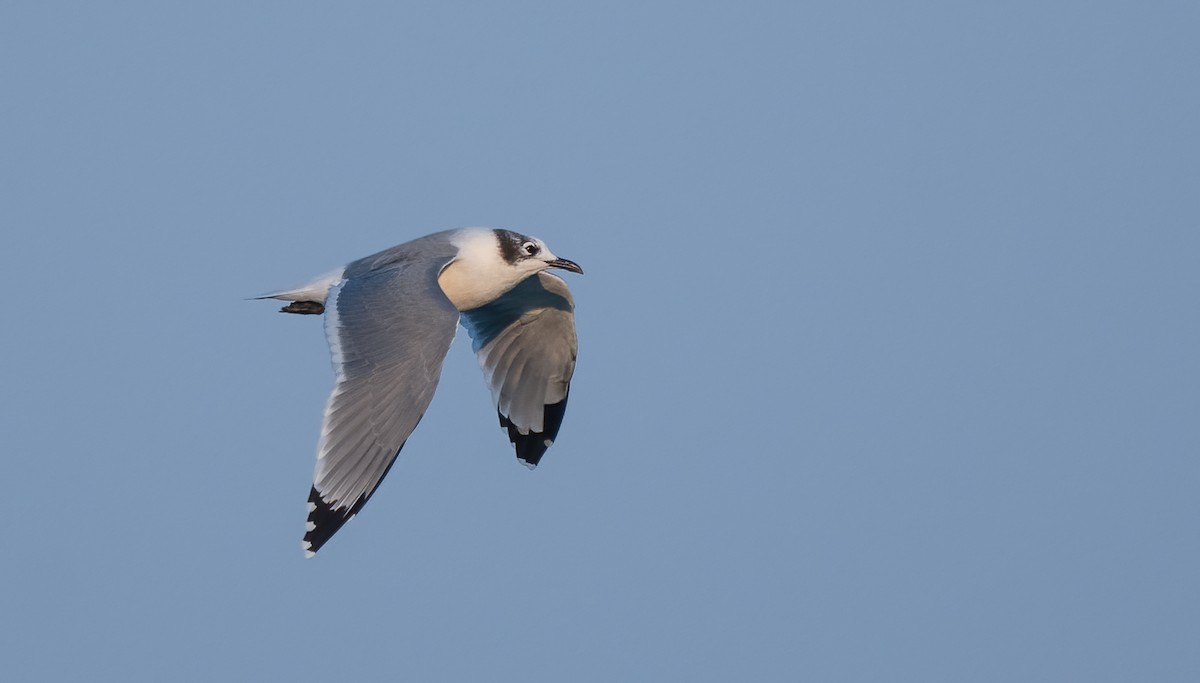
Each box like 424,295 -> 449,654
257,228 -> 583,556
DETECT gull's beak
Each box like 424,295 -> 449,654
547,257 -> 584,275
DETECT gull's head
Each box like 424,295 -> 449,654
493,229 -> 584,277
439,228 -> 583,311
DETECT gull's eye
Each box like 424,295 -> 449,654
522,241 -> 540,256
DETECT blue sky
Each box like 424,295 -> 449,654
2,2 -> 1198,681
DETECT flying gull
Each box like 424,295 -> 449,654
257,228 -> 583,556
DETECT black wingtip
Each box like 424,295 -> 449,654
499,393 -> 569,468
301,439 -> 407,556
302,487 -> 355,557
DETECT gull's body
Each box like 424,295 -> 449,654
258,228 -> 582,556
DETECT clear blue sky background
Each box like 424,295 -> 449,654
2,2 -> 1197,681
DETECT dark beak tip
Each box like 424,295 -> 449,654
551,258 -> 584,275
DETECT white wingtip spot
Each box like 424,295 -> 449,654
306,502 -> 317,513
305,521 -> 316,532
543,439 -> 553,447
302,540 -> 315,558
519,459 -> 537,471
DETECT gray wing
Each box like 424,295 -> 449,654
460,271 -> 577,468
304,259 -> 459,556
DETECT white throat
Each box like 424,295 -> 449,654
437,228 -> 540,311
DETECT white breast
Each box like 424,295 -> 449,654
437,228 -> 535,311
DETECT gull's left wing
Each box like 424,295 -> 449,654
305,260 -> 459,555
